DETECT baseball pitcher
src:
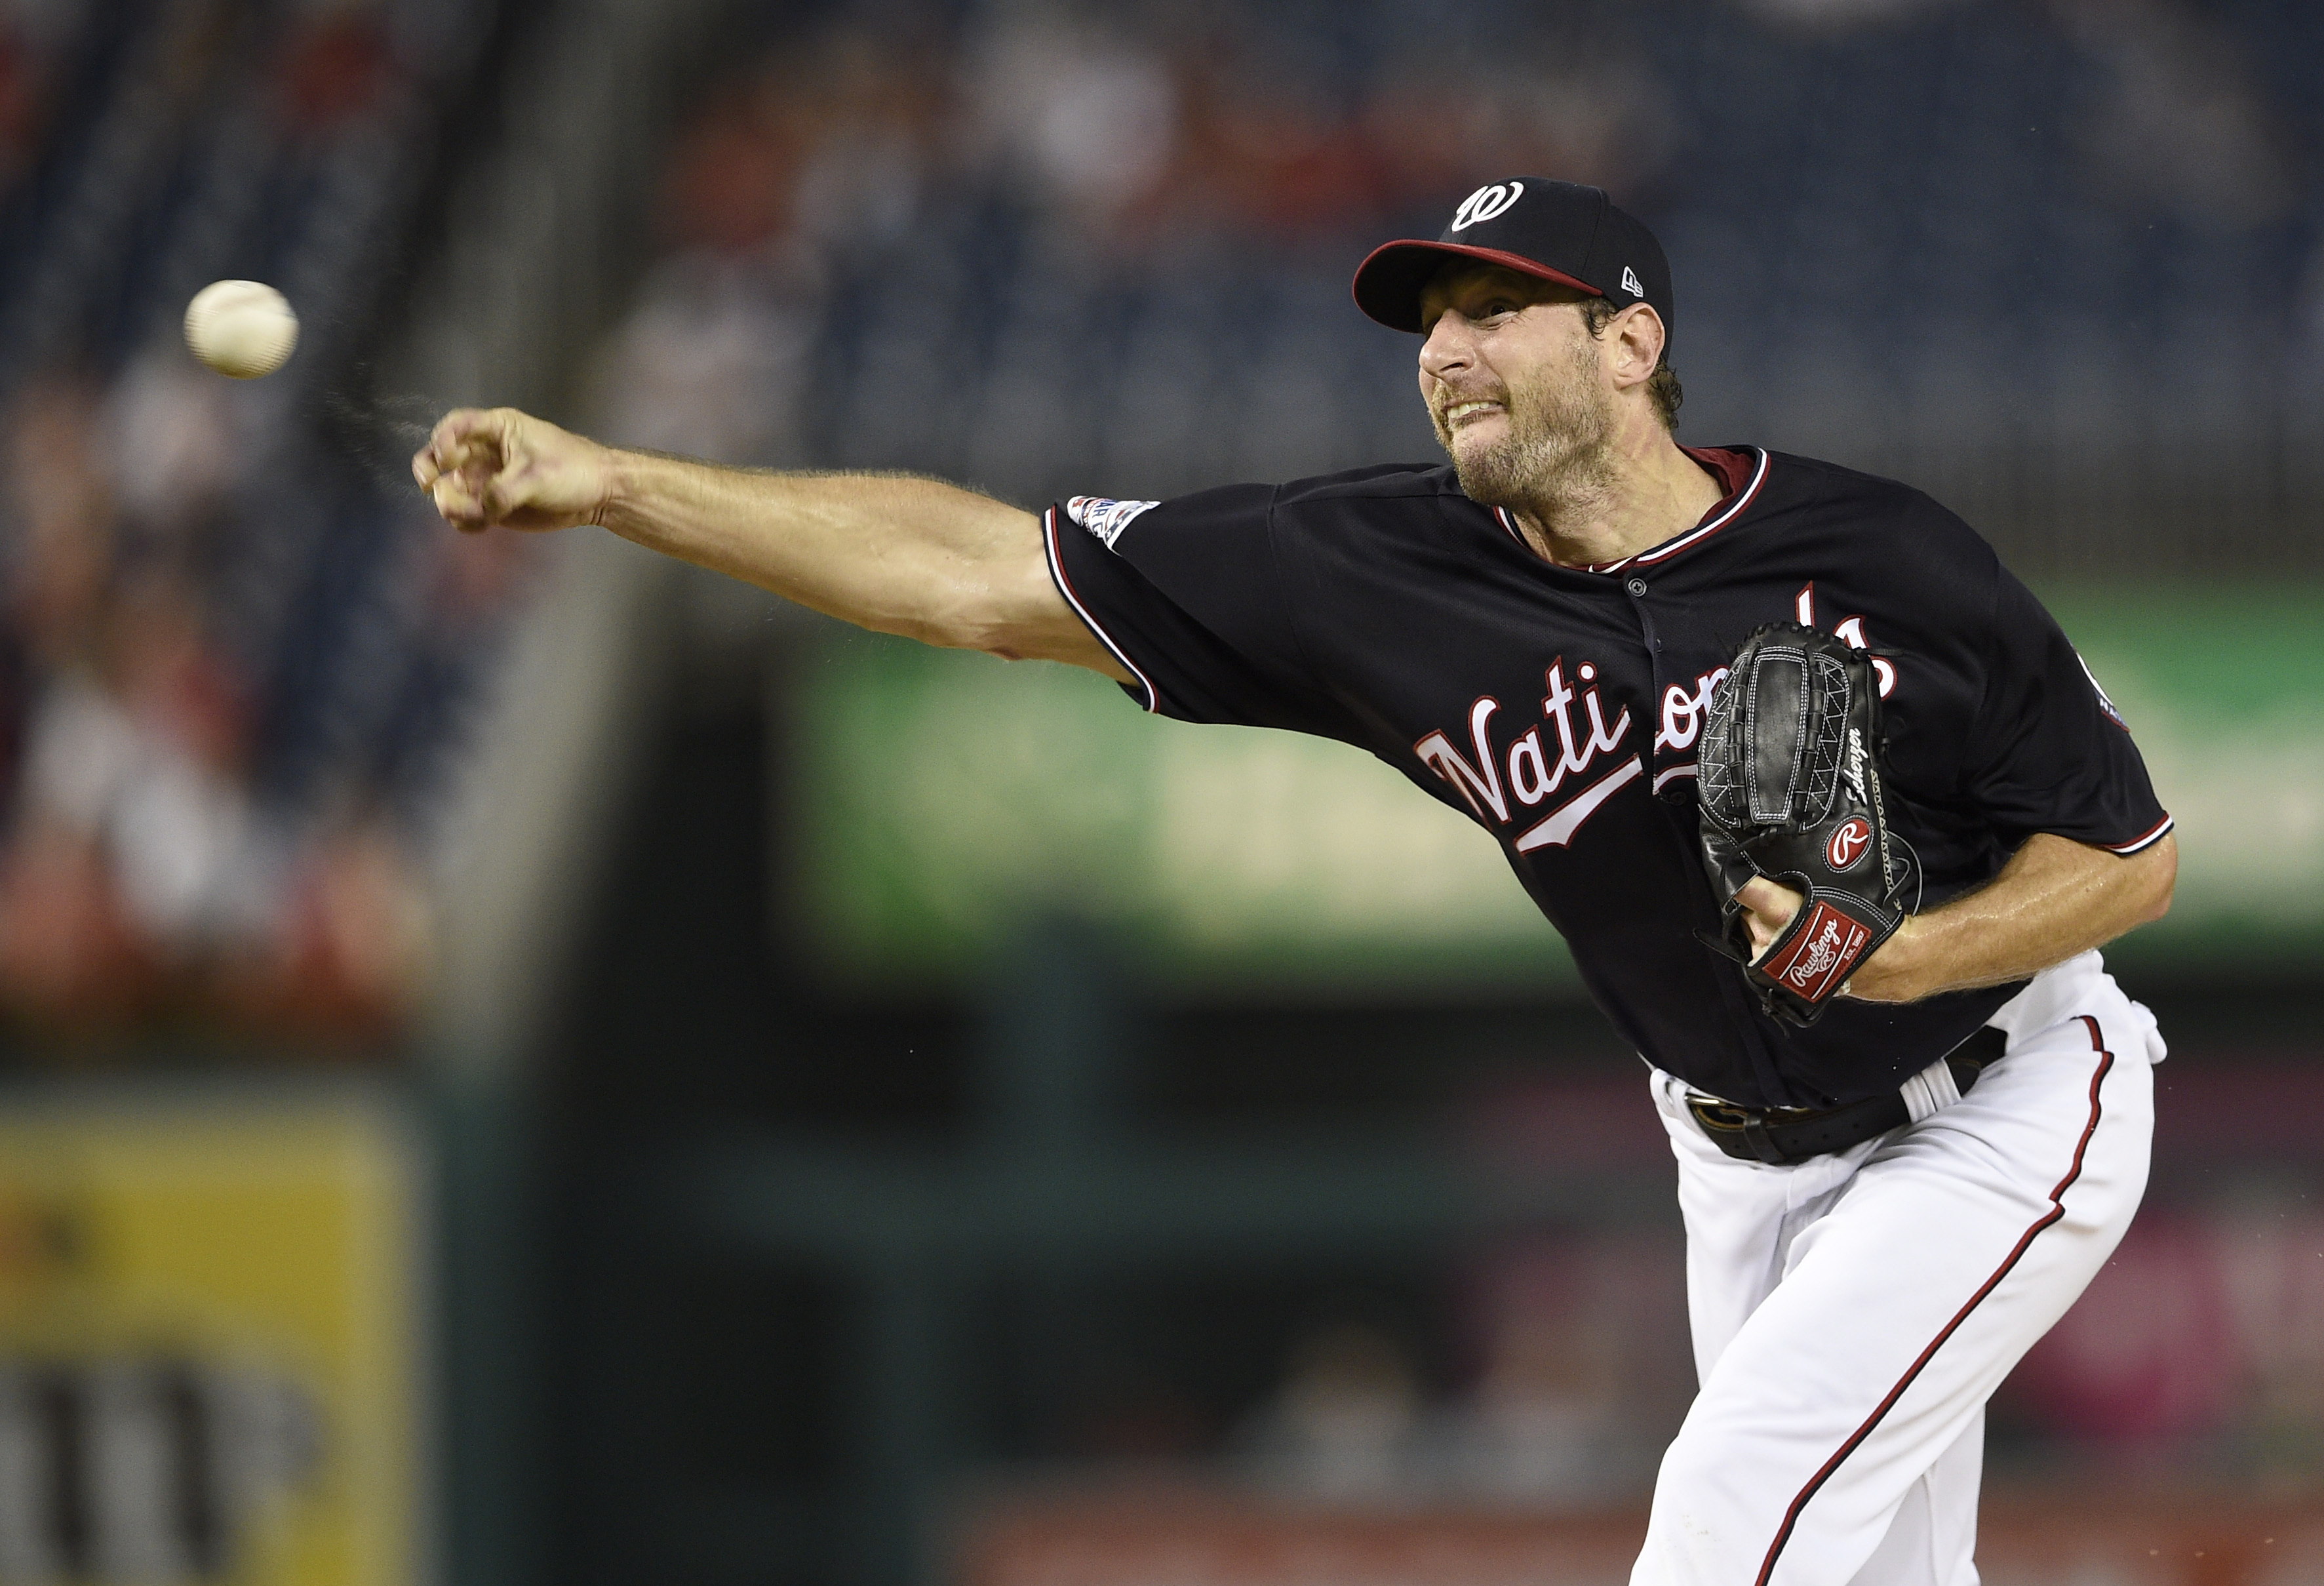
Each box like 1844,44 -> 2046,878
417,178 -> 2176,1585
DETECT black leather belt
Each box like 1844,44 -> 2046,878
1687,1026 -> 2009,1166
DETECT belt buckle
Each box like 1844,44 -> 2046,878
1687,1095 -> 1821,1166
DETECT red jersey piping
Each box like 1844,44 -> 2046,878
1594,447 -> 1771,574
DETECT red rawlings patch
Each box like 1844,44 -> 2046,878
1826,818 -> 1872,871
1762,902 -> 1872,1003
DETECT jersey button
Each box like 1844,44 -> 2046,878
1625,577 -> 1648,597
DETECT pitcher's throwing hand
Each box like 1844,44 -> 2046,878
414,407 -> 614,534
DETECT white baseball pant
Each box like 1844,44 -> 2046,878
1631,951 -> 2164,1585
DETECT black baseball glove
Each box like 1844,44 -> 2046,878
1695,622 -> 1918,1027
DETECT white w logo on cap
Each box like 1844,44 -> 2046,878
1450,182 -> 1524,230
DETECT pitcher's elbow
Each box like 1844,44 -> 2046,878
876,582 -> 1005,651
2137,833 -> 2178,925
913,607 -> 1030,658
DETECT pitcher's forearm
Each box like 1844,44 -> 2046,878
414,407 -> 1124,675
595,449 -> 1048,648
1848,832 -> 2176,1002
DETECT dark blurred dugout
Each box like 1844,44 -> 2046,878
1,2 -> 2321,1586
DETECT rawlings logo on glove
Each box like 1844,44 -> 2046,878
1694,622 -> 1918,1027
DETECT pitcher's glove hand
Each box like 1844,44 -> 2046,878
1695,622 -> 1917,1026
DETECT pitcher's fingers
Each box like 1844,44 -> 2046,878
484,445 -> 548,519
423,407 -> 507,477
429,471 -> 487,528
421,410 -> 470,470
1734,875 -> 1804,958
1735,875 -> 1802,917
425,472 -> 465,520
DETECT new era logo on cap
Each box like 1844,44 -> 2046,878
1350,176 -> 1676,349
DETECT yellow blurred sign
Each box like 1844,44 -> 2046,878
0,1088 -> 424,1586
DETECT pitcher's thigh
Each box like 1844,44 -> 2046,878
1635,1029 -> 2152,1585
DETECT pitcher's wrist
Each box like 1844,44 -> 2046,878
587,443 -> 632,530
1844,915 -> 1929,1003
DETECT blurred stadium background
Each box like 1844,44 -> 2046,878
0,0 -> 2319,1584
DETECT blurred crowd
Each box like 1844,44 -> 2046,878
594,0 -> 1674,470
3,0 -> 2315,1038
0,0 -> 524,1054
598,0 -> 2323,570
0,366 -> 527,1050
655,9 -> 1667,258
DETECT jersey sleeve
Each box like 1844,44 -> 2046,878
1960,568 -> 2173,855
1043,485 -> 1357,737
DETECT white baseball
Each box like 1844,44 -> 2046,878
184,280 -> 299,378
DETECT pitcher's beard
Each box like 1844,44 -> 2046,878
1440,353 -> 1619,515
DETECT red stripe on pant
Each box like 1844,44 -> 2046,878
1751,1018 -> 2114,1586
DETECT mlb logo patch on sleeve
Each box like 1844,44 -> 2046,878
1066,496 -> 1160,549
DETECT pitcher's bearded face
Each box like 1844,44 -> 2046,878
1415,265 -> 1623,511
1429,321 -> 1618,509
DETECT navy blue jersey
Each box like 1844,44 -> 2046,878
1043,448 -> 2171,1110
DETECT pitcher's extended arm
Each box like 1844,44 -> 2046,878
412,407 -> 1130,679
